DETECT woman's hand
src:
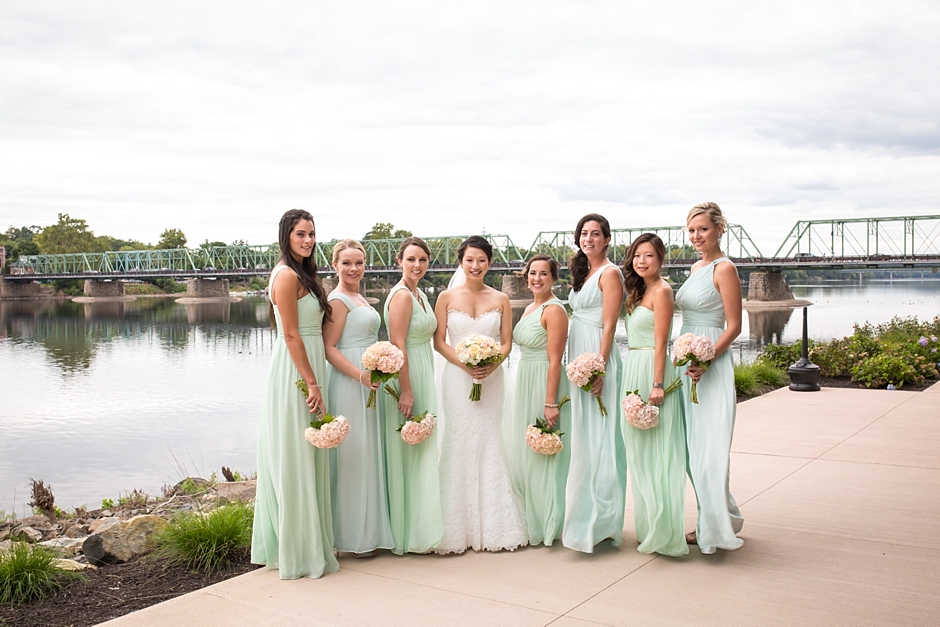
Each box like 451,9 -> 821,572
591,374 -> 605,396
648,386 -> 665,406
685,364 -> 704,383
470,361 -> 500,380
398,389 -> 415,419
544,405 -> 560,429
359,370 -> 380,391
305,381 -> 324,415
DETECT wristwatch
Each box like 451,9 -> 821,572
652,382 -> 663,388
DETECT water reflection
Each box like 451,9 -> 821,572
185,302 -> 231,324
746,308 -> 795,348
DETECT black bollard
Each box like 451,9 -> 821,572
788,306 -> 820,391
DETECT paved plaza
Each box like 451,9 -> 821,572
102,383 -> 940,626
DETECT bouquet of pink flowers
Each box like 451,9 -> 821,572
566,352 -> 608,416
398,412 -> 437,445
622,379 -> 683,430
672,333 -> 716,404
296,379 -> 350,448
361,341 -> 405,409
455,334 -> 503,401
525,395 -> 570,455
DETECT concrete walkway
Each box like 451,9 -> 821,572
101,384 -> 940,626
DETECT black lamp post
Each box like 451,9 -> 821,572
789,306 -> 820,391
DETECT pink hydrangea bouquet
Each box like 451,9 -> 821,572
361,341 -> 405,409
672,333 -> 716,404
622,379 -> 683,430
566,352 -> 608,416
526,395 -> 570,455
455,334 -> 503,401
296,379 -> 350,448
397,412 -> 437,445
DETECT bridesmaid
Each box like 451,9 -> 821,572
676,202 -> 745,554
620,234 -> 688,556
323,239 -> 394,558
562,213 -> 628,553
251,209 -> 338,579
507,254 -> 571,546
381,237 -> 444,554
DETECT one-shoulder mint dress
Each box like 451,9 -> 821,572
620,306 -> 688,556
507,297 -> 571,546
326,292 -> 394,554
562,265 -> 627,552
675,257 -> 744,554
381,284 -> 444,554
251,265 -> 339,579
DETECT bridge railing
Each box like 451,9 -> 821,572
772,215 -> 940,259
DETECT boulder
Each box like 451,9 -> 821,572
40,537 -> 85,557
216,480 -> 257,502
11,525 -> 43,543
83,515 -> 169,565
54,558 -> 97,572
65,525 -> 90,538
89,517 -> 120,534
0,524 -> 10,541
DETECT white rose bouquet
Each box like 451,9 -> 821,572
455,334 -> 503,401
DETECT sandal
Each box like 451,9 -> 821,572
685,531 -> 697,545
352,550 -> 378,559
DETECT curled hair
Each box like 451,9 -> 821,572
622,233 -> 666,314
276,209 -> 331,322
331,238 -> 365,265
687,202 -> 728,236
396,236 -> 431,261
570,213 -> 611,292
456,235 -> 493,262
518,254 -> 559,282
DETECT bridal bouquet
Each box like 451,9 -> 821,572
361,341 -> 405,409
622,379 -> 682,430
673,333 -> 716,404
397,412 -> 437,445
526,396 -> 570,455
455,334 -> 503,401
566,352 -> 608,416
296,379 -> 350,448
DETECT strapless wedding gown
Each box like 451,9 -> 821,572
435,309 -> 528,554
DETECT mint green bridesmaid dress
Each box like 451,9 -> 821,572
562,264 -> 627,552
381,284 -> 444,554
675,257 -> 744,554
620,306 -> 688,556
507,298 -> 571,546
326,292 -> 394,554
251,266 -> 339,578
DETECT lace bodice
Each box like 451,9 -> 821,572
446,309 -> 501,346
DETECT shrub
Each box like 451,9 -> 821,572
153,502 -> 254,574
851,354 -> 919,389
0,542 -> 84,606
735,361 -> 788,398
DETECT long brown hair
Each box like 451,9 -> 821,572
570,213 -> 610,292
622,233 -> 666,314
276,209 -> 331,321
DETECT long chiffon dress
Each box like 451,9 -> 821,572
675,257 -> 745,554
562,264 -> 628,552
620,306 -> 688,556
508,298 -> 571,546
381,284 -> 444,554
435,309 -> 527,553
251,265 -> 339,578
326,292 -> 394,554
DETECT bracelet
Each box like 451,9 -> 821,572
359,371 -> 366,384
652,382 -> 663,389
544,403 -> 558,409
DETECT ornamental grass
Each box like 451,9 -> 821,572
0,542 -> 84,606
734,361 -> 788,398
152,501 -> 253,575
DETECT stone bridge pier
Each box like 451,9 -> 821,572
83,279 -> 125,297
747,271 -> 794,301
0,278 -> 41,298
501,274 -> 533,301
186,278 -> 230,298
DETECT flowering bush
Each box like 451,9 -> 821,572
566,352 -> 608,415
361,341 -> 405,409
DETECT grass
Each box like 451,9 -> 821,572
735,360 -> 788,398
0,542 -> 84,606
152,502 -> 254,575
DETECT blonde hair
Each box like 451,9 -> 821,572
687,202 -> 727,236
331,239 -> 366,265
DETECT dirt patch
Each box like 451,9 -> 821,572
0,554 -> 260,627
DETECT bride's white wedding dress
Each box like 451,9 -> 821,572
434,308 -> 528,554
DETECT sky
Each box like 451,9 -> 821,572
1,0 -> 938,256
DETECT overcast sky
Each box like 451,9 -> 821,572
1,0 -> 938,255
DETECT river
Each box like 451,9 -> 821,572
2,279 -> 939,512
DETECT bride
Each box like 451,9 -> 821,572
432,236 -> 528,554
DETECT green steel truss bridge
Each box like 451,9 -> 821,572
7,215 -> 940,281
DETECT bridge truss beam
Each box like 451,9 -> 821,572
772,215 -> 940,259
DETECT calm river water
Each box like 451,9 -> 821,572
2,279 -> 939,512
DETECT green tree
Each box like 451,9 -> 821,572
35,214 -> 105,254
363,222 -> 412,240
157,228 -> 188,249
98,236 -> 150,251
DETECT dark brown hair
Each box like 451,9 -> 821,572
276,209 -> 331,321
396,236 -> 431,261
519,254 -> 559,282
456,235 -> 493,262
570,213 -> 610,292
622,233 -> 666,314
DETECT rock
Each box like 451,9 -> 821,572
11,525 -> 43,543
100,509 -> 114,517
169,477 -> 212,496
40,537 -> 85,557
54,558 -> 97,572
216,480 -> 256,502
65,525 -> 90,538
0,539 -> 11,552
89,517 -> 120,533
0,524 -> 10,541
14,515 -> 49,528
83,515 -> 169,565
